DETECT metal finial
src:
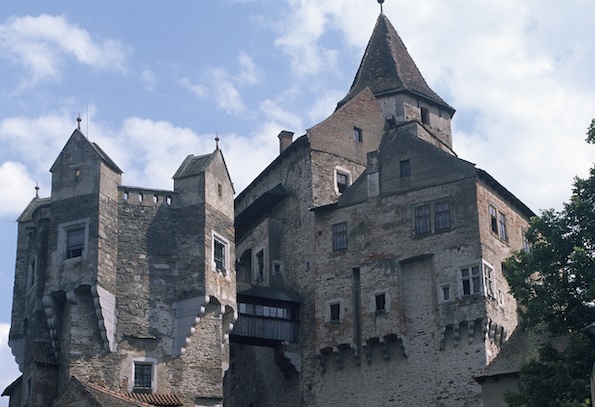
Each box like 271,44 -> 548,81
77,115 -> 82,131
215,134 -> 220,150
378,0 -> 384,13
35,182 -> 39,199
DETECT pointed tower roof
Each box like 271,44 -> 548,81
338,14 -> 454,114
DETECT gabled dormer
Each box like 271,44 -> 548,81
49,128 -> 122,202
338,13 -> 455,150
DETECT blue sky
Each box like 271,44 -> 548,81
1,0 -> 594,402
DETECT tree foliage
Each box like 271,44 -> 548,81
503,120 -> 595,406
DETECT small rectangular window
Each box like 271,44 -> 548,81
522,229 -> 531,252
332,222 -> 348,251
329,303 -> 341,321
435,201 -> 451,231
134,362 -> 153,390
256,250 -> 264,280
27,258 -> 36,289
421,107 -> 430,125
336,171 -> 349,194
400,160 -> 411,177
415,205 -> 431,235
66,228 -> 85,259
441,285 -> 451,302
484,264 -> 495,299
214,238 -> 227,275
461,266 -> 481,296
489,205 -> 498,235
498,212 -> 508,241
353,127 -> 363,142
375,293 -> 386,312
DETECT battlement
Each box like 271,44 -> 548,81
118,186 -> 175,206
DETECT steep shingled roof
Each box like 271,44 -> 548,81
337,14 -> 454,113
476,325 -> 568,382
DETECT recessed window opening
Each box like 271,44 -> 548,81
329,303 -> 341,321
484,264 -> 495,299
66,228 -> 85,259
461,266 -> 481,296
336,172 -> 349,194
332,222 -> 348,251
435,201 -> 451,231
27,258 -> 36,289
166,196 -> 172,205
354,127 -> 363,142
218,183 -> 222,197
256,250 -> 264,281
441,285 -> 451,302
489,205 -> 498,234
74,169 -> 80,177
153,195 -> 158,203
214,238 -> 227,275
400,160 -> 411,177
132,361 -> 155,393
421,107 -> 430,125
123,192 -> 129,201
415,205 -> 431,235
138,193 -> 143,202
498,212 -> 508,241
375,293 -> 386,312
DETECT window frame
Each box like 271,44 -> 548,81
131,358 -> 157,393
434,201 -> 451,232
460,265 -> 482,297
414,204 -> 431,236
369,290 -> 390,314
325,299 -> 344,322
58,219 -> 90,263
334,167 -> 352,195
400,159 -> 411,177
332,222 -> 348,251
353,127 -> 363,143
212,232 -> 229,276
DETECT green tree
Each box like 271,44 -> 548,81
503,121 -> 595,406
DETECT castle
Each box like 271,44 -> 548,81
4,12 -> 533,407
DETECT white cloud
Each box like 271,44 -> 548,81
140,69 -> 156,91
0,162 -> 37,217
0,14 -> 127,88
0,323 -> 21,403
181,51 -> 262,116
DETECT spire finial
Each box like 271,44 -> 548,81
215,134 -> 220,150
378,0 -> 384,14
76,114 -> 82,131
35,181 -> 39,199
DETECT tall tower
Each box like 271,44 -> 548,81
228,11 -> 531,407
6,129 -> 236,407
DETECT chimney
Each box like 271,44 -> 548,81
278,131 -> 294,154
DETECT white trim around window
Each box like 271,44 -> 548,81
57,218 -> 90,263
130,357 -> 157,393
212,231 -> 230,276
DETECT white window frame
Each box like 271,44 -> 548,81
130,357 -> 157,393
334,166 -> 352,195
439,284 -> 452,303
483,262 -> 496,299
212,231 -> 229,276
57,219 -> 90,263
369,290 -> 390,314
325,298 -> 344,322
459,264 -> 482,297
